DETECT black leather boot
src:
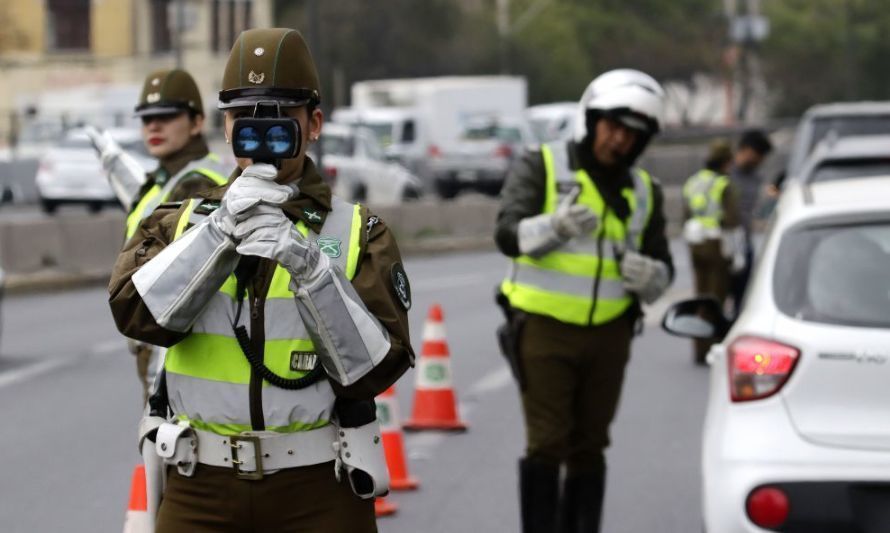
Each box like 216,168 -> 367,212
559,468 -> 605,533
519,458 -> 561,533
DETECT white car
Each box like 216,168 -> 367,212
663,176 -> 890,532
312,123 -> 421,206
35,128 -> 155,213
525,101 -> 577,143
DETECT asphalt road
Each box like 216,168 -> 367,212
0,245 -> 704,533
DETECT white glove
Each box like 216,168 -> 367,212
235,213 -> 330,283
620,251 -> 670,304
222,163 -> 298,222
551,187 -> 599,240
83,125 -> 119,165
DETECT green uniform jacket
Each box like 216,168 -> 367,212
108,157 -> 415,401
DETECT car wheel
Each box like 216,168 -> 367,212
435,178 -> 459,200
352,184 -> 367,202
401,185 -> 421,201
87,202 -> 103,214
41,199 -> 58,215
0,186 -> 13,204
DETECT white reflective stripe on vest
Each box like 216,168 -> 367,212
167,372 -> 336,431
509,262 -> 627,300
189,292 -> 309,340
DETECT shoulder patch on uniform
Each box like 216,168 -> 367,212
390,262 -> 411,310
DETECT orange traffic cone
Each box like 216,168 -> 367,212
404,304 -> 468,432
122,465 -> 151,533
375,496 -> 398,517
377,386 -> 419,490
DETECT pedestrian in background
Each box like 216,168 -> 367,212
682,139 -> 742,364
495,69 -> 674,533
729,129 -> 773,317
89,69 -> 229,403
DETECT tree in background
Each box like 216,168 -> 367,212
762,0 -> 890,116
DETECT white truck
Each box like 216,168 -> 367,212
339,76 -> 528,197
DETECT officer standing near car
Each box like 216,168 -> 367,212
88,69 -> 229,403
495,69 -> 674,533
682,139 -> 742,364
108,28 -> 414,532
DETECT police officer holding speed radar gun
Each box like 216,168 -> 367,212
108,28 -> 414,532
495,69 -> 674,533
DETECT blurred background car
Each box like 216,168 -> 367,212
525,101 -> 577,143
664,173 -> 890,533
312,123 -> 422,206
35,128 -> 155,214
430,115 -> 534,198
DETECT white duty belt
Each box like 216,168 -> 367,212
155,422 -> 338,480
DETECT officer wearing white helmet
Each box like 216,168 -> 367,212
495,69 -> 674,532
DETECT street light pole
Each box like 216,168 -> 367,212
174,0 -> 185,69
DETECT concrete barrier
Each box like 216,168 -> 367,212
0,187 -> 685,292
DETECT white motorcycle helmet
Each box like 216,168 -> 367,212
572,69 -> 665,164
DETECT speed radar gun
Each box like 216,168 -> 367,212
83,126 -> 148,210
231,101 -> 301,168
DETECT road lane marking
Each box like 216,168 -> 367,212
0,338 -> 123,390
406,362 -> 514,460
412,272 -> 494,292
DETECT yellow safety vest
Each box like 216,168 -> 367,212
125,153 -> 228,239
682,169 -> 729,230
500,143 -> 654,326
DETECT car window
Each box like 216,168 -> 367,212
364,123 -> 394,147
320,134 -> 354,157
359,133 -> 385,161
401,120 -> 416,143
808,116 -> 890,157
497,126 -> 522,143
774,222 -> 890,327
809,158 -> 890,183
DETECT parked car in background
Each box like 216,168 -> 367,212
784,101 -> 890,181
663,174 -> 890,533
431,116 -> 534,198
312,123 -> 421,206
330,106 -> 428,183
526,102 -> 577,143
35,128 -> 155,214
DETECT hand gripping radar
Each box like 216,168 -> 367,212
232,101 -> 302,168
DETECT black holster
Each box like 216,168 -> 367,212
495,289 -> 528,390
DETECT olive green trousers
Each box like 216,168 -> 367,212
519,312 -> 633,475
155,462 -> 376,533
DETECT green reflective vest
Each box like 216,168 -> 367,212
125,153 -> 228,239
682,169 -> 729,230
164,196 -> 363,436
500,143 -> 654,326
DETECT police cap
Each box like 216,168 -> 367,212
218,28 -> 320,110
135,69 -> 204,117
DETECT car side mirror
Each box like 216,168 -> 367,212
661,297 -> 731,340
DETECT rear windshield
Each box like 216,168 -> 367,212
810,158 -> 890,183
774,222 -> 890,327
808,115 -> 890,155
462,124 -> 522,142
319,134 -> 353,157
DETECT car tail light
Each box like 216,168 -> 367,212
38,160 -> 53,173
494,144 -> 513,158
746,486 -> 789,529
322,166 -> 337,187
729,336 -> 799,402
427,144 -> 442,158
